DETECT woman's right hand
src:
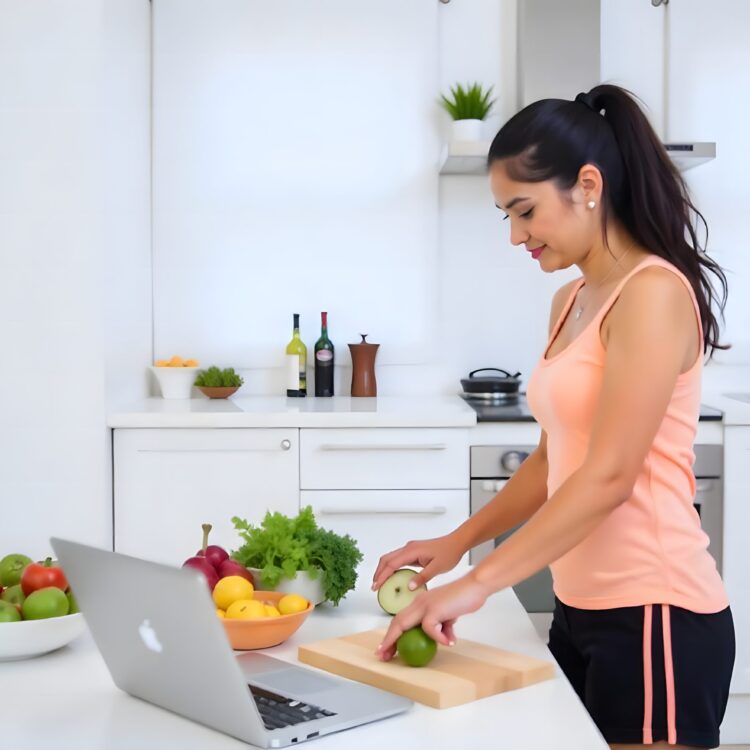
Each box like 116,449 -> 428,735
371,532 -> 466,592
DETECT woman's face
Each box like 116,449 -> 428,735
488,160 -> 601,273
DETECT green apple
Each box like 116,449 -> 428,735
377,568 -> 427,615
0,553 -> 33,587
397,627 -> 437,668
22,587 -> 69,620
0,600 -> 22,623
1,584 -> 25,609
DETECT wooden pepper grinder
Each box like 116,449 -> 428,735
348,334 -> 379,397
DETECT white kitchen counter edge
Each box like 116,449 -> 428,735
107,396 -> 478,428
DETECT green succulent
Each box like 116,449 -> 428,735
194,366 -> 244,388
440,82 -> 495,121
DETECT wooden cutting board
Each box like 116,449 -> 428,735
298,629 -> 555,709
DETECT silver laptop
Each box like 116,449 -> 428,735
51,538 -> 412,748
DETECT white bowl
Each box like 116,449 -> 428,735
249,568 -> 326,605
150,366 -> 200,399
0,613 -> 86,661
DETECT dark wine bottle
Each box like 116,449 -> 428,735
314,311 -> 334,397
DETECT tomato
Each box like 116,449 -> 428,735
21,558 -> 68,596
21,587 -> 69,620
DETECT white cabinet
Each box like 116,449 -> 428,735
724,426 -> 750,694
300,428 -> 470,584
113,429 -> 299,565
302,490 -> 469,582
300,428 -> 469,490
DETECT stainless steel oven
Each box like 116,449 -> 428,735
469,444 -> 724,614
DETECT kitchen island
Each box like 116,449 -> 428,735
1,572 -> 607,749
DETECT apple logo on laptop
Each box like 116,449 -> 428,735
138,619 -> 163,653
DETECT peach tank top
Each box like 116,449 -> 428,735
526,255 -> 728,613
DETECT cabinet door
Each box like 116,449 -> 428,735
302,490 -> 469,584
300,428 -> 469,490
114,429 -> 299,565
724,427 -> 750,693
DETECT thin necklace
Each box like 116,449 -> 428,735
574,245 -> 635,321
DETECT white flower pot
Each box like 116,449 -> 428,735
249,568 -> 327,606
451,118 -> 484,142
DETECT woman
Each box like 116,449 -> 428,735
372,85 -> 734,750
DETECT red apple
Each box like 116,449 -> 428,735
182,556 -> 219,590
195,523 -> 230,571
217,558 -> 255,586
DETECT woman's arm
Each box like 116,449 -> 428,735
469,267 -> 698,596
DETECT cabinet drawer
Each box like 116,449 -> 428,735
303,490 -> 469,581
300,428 -> 468,489
114,428 -> 299,565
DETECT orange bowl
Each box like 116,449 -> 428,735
221,590 -> 314,650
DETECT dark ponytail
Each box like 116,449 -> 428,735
488,84 -> 728,356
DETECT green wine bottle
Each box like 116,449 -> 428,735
314,311 -> 334,397
285,313 -> 307,397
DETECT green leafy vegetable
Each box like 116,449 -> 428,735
440,82 -> 495,121
230,507 -> 363,606
194,366 -> 244,387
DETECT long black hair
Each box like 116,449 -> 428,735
487,84 -> 728,356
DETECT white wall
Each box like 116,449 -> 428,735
0,0 -> 151,555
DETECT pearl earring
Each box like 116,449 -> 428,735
587,200 -> 596,209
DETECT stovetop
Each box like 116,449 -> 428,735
461,393 -> 724,423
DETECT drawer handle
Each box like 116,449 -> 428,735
280,439 -> 292,451
319,444 -> 447,452
318,506 -> 448,516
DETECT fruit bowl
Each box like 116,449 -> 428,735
221,591 -> 313,651
0,613 -> 86,662
150,366 -> 200,399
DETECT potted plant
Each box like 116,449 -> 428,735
229,507 -> 364,606
440,81 -> 496,142
194,366 -> 244,399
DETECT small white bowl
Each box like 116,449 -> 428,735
0,613 -> 86,661
150,366 -> 200,399
248,568 -> 326,605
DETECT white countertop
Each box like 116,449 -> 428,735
2,572 -> 606,750
108,396 -> 477,429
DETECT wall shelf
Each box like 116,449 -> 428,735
439,140 -> 716,175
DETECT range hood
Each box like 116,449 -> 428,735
440,0 -> 715,175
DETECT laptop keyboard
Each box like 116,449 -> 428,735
249,684 -> 337,731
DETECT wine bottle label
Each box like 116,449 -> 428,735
286,354 -> 300,390
316,350 -> 333,363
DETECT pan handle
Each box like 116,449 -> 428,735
468,368 -> 521,379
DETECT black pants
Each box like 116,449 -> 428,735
548,597 -> 735,747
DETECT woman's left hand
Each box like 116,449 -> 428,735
375,574 -> 490,661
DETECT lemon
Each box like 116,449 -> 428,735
213,576 -> 254,610
154,359 -> 168,367
184,359 -> 199,367
168,355 -> 184,367
278,594 -> 308,615
264,605 -> 281,618
216,609 -> 226,618
226,599 -> 266,620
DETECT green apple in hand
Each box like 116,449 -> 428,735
397,627 -> 437,668
377,568 -> 427,615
